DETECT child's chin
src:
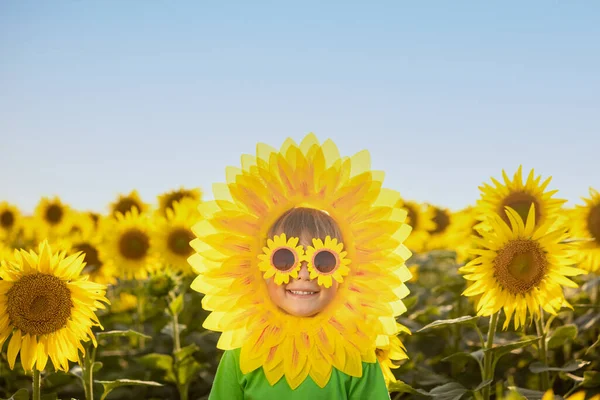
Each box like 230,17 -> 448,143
286,304 -> 321,318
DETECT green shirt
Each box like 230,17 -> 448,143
209,348 -> 391,400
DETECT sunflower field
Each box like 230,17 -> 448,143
1,165 -> 599,400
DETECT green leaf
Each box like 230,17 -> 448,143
388,380 -> 430,395
586,334 -> 600,355
161,323 -> 187,338
583,371 -> 600,388
442,350 -> 484,371
97,379 -> 163,400
93,361 -> 103,373
96,329 -> 151,341
137,353 -> 175,383
168,293 -> 184,315
547,324 -> 578,349
472,379 -> 493,392
486,337 -> 539,369
530,360 -> 590,373
175,344 -> 203,386
509,387 -> 561,400
137,353 -> 173,372
427,382 -> 469,400
174,343 -> 199,362
1,389 -> 29,400
418,316 -> 479,332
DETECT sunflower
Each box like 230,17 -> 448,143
0,240 -> 109,371
99,208 -> 157,280
67,227 -> 115,285
569,188 -> 600,273
34,197 -> 72,238
460,204 -> 584,329
157,187 -> 202,216
477,166 -> 566,230
257,233 -> 304,285
189,133 -> 413,389
152,198 -> 199,275
376,323 -> 410,386
109,190 -> 149,218
395,199 -> 435,253
305,236 -> 351,288
0,202 -> 21,242
109,292 -> 138,314
424,205 -> 457,251
64,211 -> 96,240
449,206 -> 492,263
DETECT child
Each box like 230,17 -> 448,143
188,134 -> 413,399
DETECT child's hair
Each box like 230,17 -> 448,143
268,207 -> 343,241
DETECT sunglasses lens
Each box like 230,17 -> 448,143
272,248 -> 296,271
314,250 -> 337,273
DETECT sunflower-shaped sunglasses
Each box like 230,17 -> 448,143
257,233 -> 351,288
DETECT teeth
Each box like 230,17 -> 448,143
289,290 -> 316,295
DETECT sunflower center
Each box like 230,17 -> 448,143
493,239 -> 547,294
500,191 -> 540,226
45,204 -> 63,225
429,208 -> 450,235
114,198 -> 142,216
119,229 -> 150,260
586,204 -> 600,244
75,242 -> 103,274
405,204 -> 419,230
6,274 -> 73,336
1,210 -> 14,229
167,228 -> 195,256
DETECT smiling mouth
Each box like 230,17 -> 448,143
286,290 -> 319,296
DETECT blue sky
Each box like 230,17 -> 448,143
1,1 -> 598,214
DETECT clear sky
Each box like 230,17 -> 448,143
1,1 -> 598,214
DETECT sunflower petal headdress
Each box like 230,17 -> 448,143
189,133 -> 412,389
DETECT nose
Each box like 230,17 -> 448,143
297,261 -> 310,281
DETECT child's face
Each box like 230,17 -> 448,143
265,232 -> 339,317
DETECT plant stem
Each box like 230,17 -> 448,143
169,294 -> 186,400
136,285 -> 146,349
482,313 -> 499,400
595,273 -> 600,307
172,311 -> 181,353
535,313 -> 551,391
32,369 -> 41,400
83,345 -> 97,400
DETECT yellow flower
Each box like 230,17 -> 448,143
569,187 -> 600,272
99,208 -> 157,280
34,197 -> 73,238
448,206 -> 492,263
0,240 -> 109,371
305,236 -> 350,288
566,391 -> 600,400
477,166 -> 566,229
460,204 -> 585,329
257,233 -> 304,285
109,190 -> 149,218
0,202 -> 21,242
424,205 -> 456,251
396,199 -> 435,253
64,211 -> 96,240
152,198 -> 199,275
157,187 -> 202,216
376,323 -> 410,387
67,225 -> 115,285
189,133 -> 413,388
109,292 -> 138,313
